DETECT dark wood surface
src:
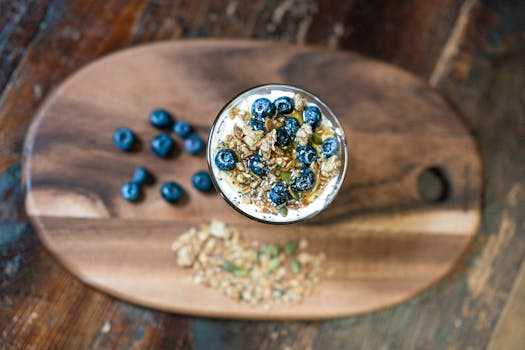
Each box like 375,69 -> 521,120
1,0 -> 524,348
23,40 -> 481,319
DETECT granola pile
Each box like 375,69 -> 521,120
171,220 -> 325,307
214,92 -> 342,217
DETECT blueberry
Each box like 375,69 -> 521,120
275,128 -> 291,148
294,168 -> 316,191
273,96 -> 294,115
113,128 -> 136,151
184,133 -> 205,154
284,117 -> 300,137
269,182 -> 289,206
120,182 -> 140,201
303,105 -> 321,129
248,118 -> 266,131
192,171 -> 213,192
297,145 -> 318,166
248,154 -> 268,177
214,149 -> 238,171
149,109 -> 173,129
132,166 -> 153,185
173,121 -> 191,138
151,133 -> 175,158
160,182 -> 184,202
251,98 -> 276,120
322,137 -> 339,158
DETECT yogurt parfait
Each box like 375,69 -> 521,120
207,84 -> 348,224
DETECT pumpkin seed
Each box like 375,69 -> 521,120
234,268 -> 249,278
268,244 -> 282,258
290,259 -> 301,274
222,261 -> 238,273
285,240 -> 298,256
289,187 -> 299,200
311,133 -> 323,145
278,206 -> 288,217
268,257 -> 281,272
280,171 -> 293,184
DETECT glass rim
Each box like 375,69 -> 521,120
206,83 -> 348,225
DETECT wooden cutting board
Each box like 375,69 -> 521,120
23,40 -> 482,320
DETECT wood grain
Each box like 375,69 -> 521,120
488,257 -> 525,350
23,40 -> 481,319
1,0 -> 524,348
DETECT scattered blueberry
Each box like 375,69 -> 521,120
173,121 -> 191,138
151,133 -> 175,158
248,154 -> 268,177
132,166 -> 153,185
275,128 -> 291,148
160,181 -> 184,202
113,128 -> 136,151
284,117 -> 300,137
269,182 -> 289,206
192,171 -> 213,192
273,96 -> 294,115
294,168 -> 316,191
184,133 -> 205,155
120,182 -> 141,201
322,137 -> 339,158
297,145 -> 318,166
251,98 -> 276,120
303,105 -> 322,129
248,118 -> 266,131
214,149 -> 238,171
149,109 -> 173,129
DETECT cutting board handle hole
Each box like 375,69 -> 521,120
417,166 -> 451,203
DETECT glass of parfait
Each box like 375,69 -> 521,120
207,84 -> 348,224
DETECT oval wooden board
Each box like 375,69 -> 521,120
23,40 -> 482,320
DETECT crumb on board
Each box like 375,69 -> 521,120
100,321 -> 111,334
171,220 -> 327,307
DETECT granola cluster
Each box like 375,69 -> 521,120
171,220 -> 326,307
214,93 -> 342,217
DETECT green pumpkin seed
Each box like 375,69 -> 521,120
268,257 -> 281,272
311,133 -> 323,145
290,259 -> 301,274
289,187 -> 299,200
222,261 -> 238,273
285,240 -> 298,256
268,244 -> 282,258
278,206 -> 288,217
260,244 -> 281,258
234,268 -> 249,278
280,171 -> 293,184
260,243 -> 270,256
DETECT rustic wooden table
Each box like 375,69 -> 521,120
1,0 -> 524,349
